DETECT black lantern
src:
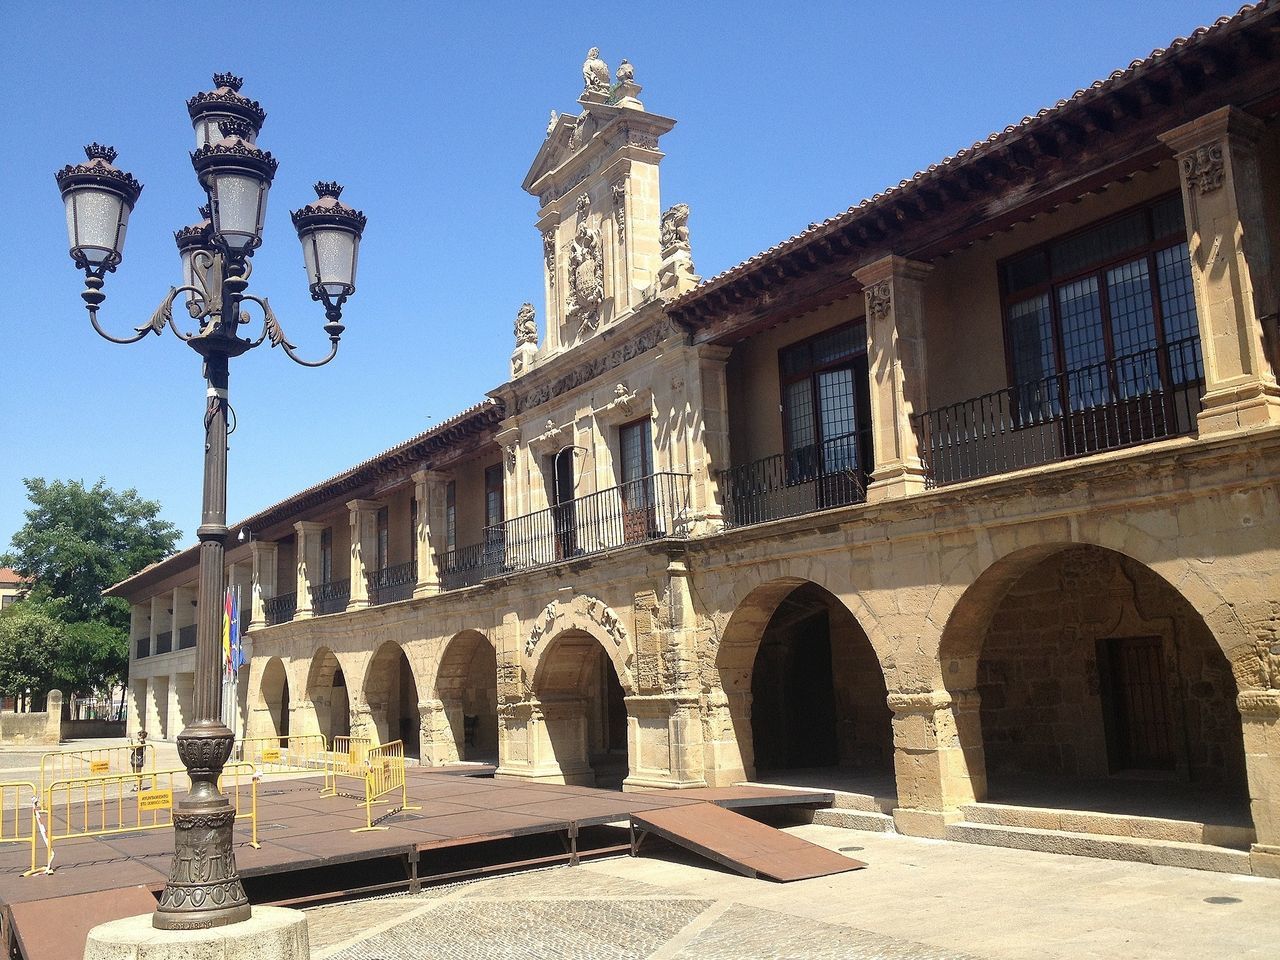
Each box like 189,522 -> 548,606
291,182 -> 368,300
187,72 -> 266,149
174,206 -> 212,312
191,118 -> 277,254
55,144 -> 143,271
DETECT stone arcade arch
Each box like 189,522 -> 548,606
710,577 -> 892,788
363,641 -> 422,759
529,628 -> 632,788
259,657 -> 290,739
305,647 -> 350,744
426,630 -> 498,765
938,543 -> 1248,829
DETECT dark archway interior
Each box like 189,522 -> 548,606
261,658 -> 290,739
366,643 -> 421,761
307,650 -> 350,744
976,546 -> 1248,820
750,583 -> 892,775
438,633 -> 498,762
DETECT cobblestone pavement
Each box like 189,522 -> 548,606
306,824 -> 1280,960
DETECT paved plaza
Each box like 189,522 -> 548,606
304,823 -> 1280,959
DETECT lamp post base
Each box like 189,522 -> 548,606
87,905 -> 308,960
152,719 -> 250,930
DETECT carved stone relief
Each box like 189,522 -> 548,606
612,180 -> 626,245
566,220 -> 605,332
1181,141 -> 1225,195
866,279 -> 892,321
525,594 -> 630,657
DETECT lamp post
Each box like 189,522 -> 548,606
54,72 -> 367,931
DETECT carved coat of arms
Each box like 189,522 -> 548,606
566,220 -> 604,331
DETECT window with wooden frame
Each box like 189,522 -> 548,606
445,481 -> 457,552
375,506 -> 389,571
409,499 -> 418,566
778,322 -> 872,482
484,464 -> 504,528
319,527 -> 333,584
1000,193 -> 1202,421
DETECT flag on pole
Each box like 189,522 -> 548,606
222,587 -> 234,679
231,585 -> 245,672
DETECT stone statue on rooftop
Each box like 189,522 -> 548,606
515,302 -> 538,345
583,48 -> 610,94
616,59 -> 635,85
661,203 -> 691,250
547,110 -> 559,137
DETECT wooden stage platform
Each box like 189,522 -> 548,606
0,768 -> 861,959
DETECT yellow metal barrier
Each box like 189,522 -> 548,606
237,734 -> 329,777
39,743 -> 155,800
0,782 -> 38,877
38,764 -> 260,873
323,736 -> 371,797
351,740 -> 419,832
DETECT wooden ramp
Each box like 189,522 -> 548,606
5,887 -> 158,960
630,801 -> 866,882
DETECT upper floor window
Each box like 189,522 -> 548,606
1001,193 -> 1202,419
485,464 -> 504,528
375,506 -> 389,571
779,322 -> 872,479
319,527 -> 333,584
410,499 -> 418,565
619,418 -> 653,484
446,481 -> 457,551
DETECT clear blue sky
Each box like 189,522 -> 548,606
0,0 -> 1237,550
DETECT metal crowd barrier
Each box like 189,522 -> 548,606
0,782 -> 38,877
39,743 -> 155,802
323,736 -> 371,797
236,734 -> 329,777
36,762 -> 260,873
352,740 -> 419,832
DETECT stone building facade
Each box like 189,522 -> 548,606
111,7 -> 1280,875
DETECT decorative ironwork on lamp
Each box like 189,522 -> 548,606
53,72 -> 367,932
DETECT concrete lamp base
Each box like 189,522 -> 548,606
83,907 -> 309,960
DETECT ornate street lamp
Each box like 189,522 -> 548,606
54,72 -> 367,931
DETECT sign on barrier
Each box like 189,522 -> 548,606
39,743 -> 155,800
89,760 -> 110,774
138,788 -> 172,811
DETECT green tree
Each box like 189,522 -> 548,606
1,478 -> 179,699
2,478 -> 180,628
0,605 -> 62,708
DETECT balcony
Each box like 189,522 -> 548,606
439,542 -> 488,591
311,578 -> 350,616
154,630 -> 172,655
178,624 -> 197,649
367,561 -> 416,605
265,591 -> 297,626
486,472 -> 691,575
718,434 -> 867,529
914,338 -> 1204,488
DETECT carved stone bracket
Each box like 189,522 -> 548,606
1181,141 -> 1225,194
865,279 -> 892,321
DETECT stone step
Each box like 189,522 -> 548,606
807,807 -> 897,833
959,802 -> 1254,849
739,782 -> 895,814
945,821 -> 1253,875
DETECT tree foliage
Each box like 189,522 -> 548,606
0,478 -> 179,698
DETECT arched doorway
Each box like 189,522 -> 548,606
364,642 -> 421,759
943,544 -> 1248,827
532,629 -> 630,789
436,631 -> 498,763
306,648 -> 349,744
723,581 -> 891,787
260,657 -> 290,739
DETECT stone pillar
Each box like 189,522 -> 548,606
346,499 -> 382,611
148,595 -> 162,654
412,470 -> 449,598
1240,690 -> 1280,877
1159,107 -> 1280,434
248,540 -> 278,631
293,521 -> 325,620
420,698 -> 461,765
692,345 -> 732,534
44,689 -> 63,744
174,672 -> 195,732
886,689 -> 983,838
854,256 -> 933,501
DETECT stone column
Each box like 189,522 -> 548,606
886,689 -> 984,838
412,470 -> 449,598
148,595 -> 162,654
1159,107 -> 1280,434
854,256 -> 933,501
346,499 -> 383,611
693,345 -> 732,534
1240,690 -> 1280,878
293,521 -> 325,620
248,540 -> 278,631
419,698 -> 461,765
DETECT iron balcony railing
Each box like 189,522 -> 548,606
135,635 -> 150,659
717,433 -> 867,529
914,336 -> 1204,488
265,591 -> 297,626
311,578 -> 350,616
154,630 -> 173,655
439,542 -> 488,591
367,561 -> 416,605
177,624 -> 197,649
486,472 -> 691,575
